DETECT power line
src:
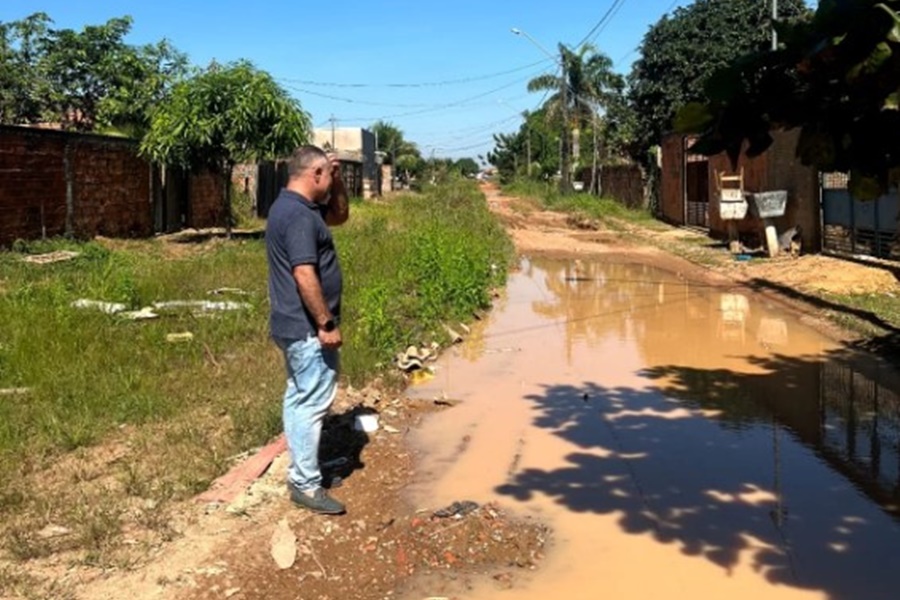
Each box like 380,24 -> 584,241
585,0 -> 628,47
283,85 -> 432,108
410,114 -> 523,140
614,45 -> 639,68
328,68 -> 550,123
277,58 -> 554,89
425,139 -> 497,153
576,0 -> 627,48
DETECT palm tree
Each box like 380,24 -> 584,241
527,43 -> 623,193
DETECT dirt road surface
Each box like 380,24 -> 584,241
26,183 -> 900,600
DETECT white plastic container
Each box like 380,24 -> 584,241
354,414 -> 379,433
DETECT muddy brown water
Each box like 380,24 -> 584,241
406,257 -> 900,600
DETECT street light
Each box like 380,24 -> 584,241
510,28 -> 556,62
511,27 -> 571,193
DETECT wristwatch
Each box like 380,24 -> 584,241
320,318 -> 336,332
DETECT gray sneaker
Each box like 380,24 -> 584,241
289,486 -> 346,515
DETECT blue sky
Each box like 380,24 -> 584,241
3,1 -> 695,159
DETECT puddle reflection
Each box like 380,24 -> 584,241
413,256 -> 900,599
514,257 -> 900,598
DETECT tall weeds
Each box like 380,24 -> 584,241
0,179 -> 512,566
504,178 -> 657,224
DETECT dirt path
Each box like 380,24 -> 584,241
31,183 -> 900,600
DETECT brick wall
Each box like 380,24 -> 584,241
601,164 -> 645,209
0,128 -> 68,244
707,143 -> 768,239
71,136 -> 152,239
1,125 -> 226,247
0,126 -> 150,246
765,129 -> 821,251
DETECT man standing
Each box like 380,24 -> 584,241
266,145 -> 350,515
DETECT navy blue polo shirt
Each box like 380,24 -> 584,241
266,189 -> 342,340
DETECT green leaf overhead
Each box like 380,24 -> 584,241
678,0 -> 900,199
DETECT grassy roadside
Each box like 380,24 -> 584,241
0,179 -> 512,582
501,180 -> 900,341
503,179 -> 662,228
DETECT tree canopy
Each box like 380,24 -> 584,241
370,120 -> 424,182
488,106 -> 559,183
678,0 -> 900,199
0,12 -> 187,132
140,61 -> 309,171
454,157 -> 479,177
628,0 -> 809,153
525,42 -> 623,186
527,43 -> 622,134
141,61 -> 310,233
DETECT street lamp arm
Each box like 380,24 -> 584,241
511,27 -> 559,64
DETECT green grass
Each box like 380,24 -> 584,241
820,291 -> 900,337
0,178 -> 512,571
338,178 -> 514,383
503,178 -> 659,225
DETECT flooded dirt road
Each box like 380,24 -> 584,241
407,256 -> 900,600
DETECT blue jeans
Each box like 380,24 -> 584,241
274,336 -> 339,492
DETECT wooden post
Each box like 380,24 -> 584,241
727,221 -> 741,254
64,139 -> 74,238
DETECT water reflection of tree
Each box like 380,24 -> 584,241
499,262 -> 900,600
530,257 -> 776,368
497,351 -> 900,600
531,259 -> 674,363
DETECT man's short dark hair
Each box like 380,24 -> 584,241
287,145 -> 328,178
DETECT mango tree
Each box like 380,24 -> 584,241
629,0 -> 809,155
0,12 -> 187,132
678,0 -> 900,199
141,61 -> 310,235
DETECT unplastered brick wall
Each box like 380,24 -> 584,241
0,125 -> 226,247
71,136 -> 152,239
0,126 -> 151,246
0,128 -> 68,245
659,134 -> 685,223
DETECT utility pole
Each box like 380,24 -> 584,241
526,126 -> 532,177
772,0 -> 778,51
510,29 -> 569,192
559,44 -> 571,194
329,114 -> 336,149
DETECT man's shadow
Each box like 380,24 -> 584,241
319,405 -> 378,488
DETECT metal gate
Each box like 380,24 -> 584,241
822,173 -> 899,259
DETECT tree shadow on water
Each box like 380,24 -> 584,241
496,351 -> 900,600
